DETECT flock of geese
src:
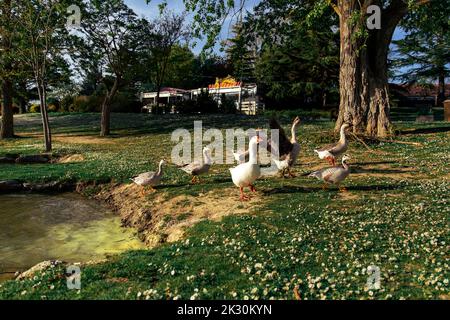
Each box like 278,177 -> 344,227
131,117 -> 352,200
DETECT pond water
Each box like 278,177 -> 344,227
0,193 -> 146,281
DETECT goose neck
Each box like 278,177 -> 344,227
248,141 -> 258,164
339,127 -> 347,143
291,125 -> 298,143
203,150 -> 212,165
157,162 -> 163,175
342,160 -> 349,170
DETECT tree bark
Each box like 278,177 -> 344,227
0,0 -> 14,139
335,0 -> 368,134
335,0 -> 409,138
1,79 -> 14,138
36,79 -> 52,152
436,70 -> 445,107
100,76 -> 120,136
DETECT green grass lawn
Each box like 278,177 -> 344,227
0,113 -> 448,300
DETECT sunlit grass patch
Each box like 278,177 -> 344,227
0,114 -> 448,300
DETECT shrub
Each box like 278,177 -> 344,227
70,95 -> 103,113
60,95 -> 75,112
219,94 -> 237,114
67,93 -> 140,113
110,92 -> 141,113
173,90 -> 218,114
196,90 -> 218,114
29,104 -> 40,113
264,108 -> 331,121
175,99 -> 198,114
48,104 -> 58,112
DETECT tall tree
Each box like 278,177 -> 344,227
0,0 -> 14,138
142,9 -> 189,107
330,0 -> 431,136
15,0 -> 73,151
184,0 -> 431,137
225,22 -> 256,83
163,45 -> 197,89
392,0 -> 449,107
241,5 -> 340,106
79,0 -> 141,136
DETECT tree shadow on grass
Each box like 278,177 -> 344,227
158,177 -> 231,190
396,126 -> 450,135
352,160 -> 397,166
263,186 -> 326,195
351,167 -> 411,175
155,183 -> 189,189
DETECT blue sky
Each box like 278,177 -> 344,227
125,0 -> 405,54
124,0 -> 260,54
125,0 -> 185,18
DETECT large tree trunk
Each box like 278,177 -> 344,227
1,79 -> 14,138
36,80 -> 52,152
335,1 -> 368,134
436,70 -> 446,107
335,0 -> 409,138
100,76 -> 120,136
0,0 -> 14,139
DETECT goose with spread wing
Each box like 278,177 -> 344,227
314,123 -> 350,166
270,116 -> 301,178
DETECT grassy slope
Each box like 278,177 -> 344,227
0,113 -> 449,300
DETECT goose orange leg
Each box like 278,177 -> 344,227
325,156 -> 335,166
240,187 -> 250,201
249,185 -> 257,192
191,176 -> 200,184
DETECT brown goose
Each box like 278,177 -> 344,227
131,160 -> 165,196
309,154 -> 351,192
179,147 -> 212,183
314,123 -> 350,166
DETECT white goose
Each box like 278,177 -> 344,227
229,135 -> 263,201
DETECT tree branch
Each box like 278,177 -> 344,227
327,0 -> 341,16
